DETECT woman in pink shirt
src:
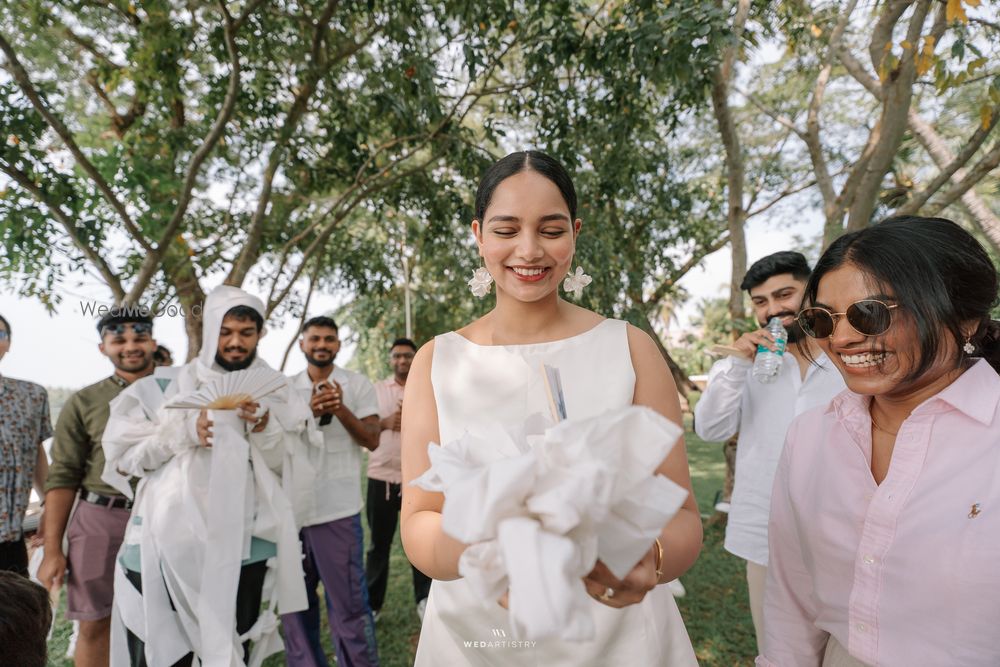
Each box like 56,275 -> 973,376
759,216 -> 1000,667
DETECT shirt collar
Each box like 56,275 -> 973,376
826,358 -> 1000,427
293,370 -> 314,390
109,374 -> 130,388
922,359 -> 999,426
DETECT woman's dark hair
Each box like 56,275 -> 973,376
805,216 -> 1000,378
474,151 -> 577,221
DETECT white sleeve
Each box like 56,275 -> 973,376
248,409 -> 285,473
693,356 -> 752,442
351,374 -> 379,420
102,390 -> 199,497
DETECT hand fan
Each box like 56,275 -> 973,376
165,367 -> 288,409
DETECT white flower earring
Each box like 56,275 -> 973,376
963,337 -> 976,354
468,261 -> 493,298
563,266 -> 592,299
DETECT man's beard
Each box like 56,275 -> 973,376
305,352 -> 335,368
760,312 -> 805,344
114,354 -> 153,374
215,347 -> 257,371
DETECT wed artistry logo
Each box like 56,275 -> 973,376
462,628 -> 536,650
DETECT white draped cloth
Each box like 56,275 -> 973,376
412,406 -> 689,642
102,286 -> 312,667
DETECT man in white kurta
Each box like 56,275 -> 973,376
693,251 -> 845,652
101,286 -> 311,667
282,315 -> 380,667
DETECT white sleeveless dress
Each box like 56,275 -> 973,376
414,319 -> 698,666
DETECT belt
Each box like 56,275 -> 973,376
80,491 -> 133,511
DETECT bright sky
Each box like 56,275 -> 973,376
0,213 -> 821,389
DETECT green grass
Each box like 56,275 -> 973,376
47,421 -> 756,666
681,418 -> 758,666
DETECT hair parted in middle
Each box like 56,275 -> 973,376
474,151 -> 577,222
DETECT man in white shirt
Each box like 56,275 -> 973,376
693,251 -> 845,651
283,316 -> 380,667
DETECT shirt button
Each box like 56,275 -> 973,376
856,623 -> 866,632
863,555 -> 875,564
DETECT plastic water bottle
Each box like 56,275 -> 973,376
752,317 -> 788,384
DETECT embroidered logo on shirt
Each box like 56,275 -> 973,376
969,503 -> 982,518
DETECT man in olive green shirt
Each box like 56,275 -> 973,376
37,310 -> 157,667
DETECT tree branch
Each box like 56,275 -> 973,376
227,0 -> 352,286
927,140 -> 1000,215
125,0 -> 246,302
710,0 -> 750,321
0,161 -> 126,300
836,42 -> 882,98
747,173 -> 834,218
0,31 -> 151,253
807,0 -> 859,229
896,106 -> 1000,215
745,130 -> 794,213
266,155 -> 440,314
279,260 -> 321,370
868,0 -> 911,72
845,0 -> 936,231
648,233 -> 731,307
235,0 -> 271,30
272,30 -> 521,268
900,110 -> 1000,251
59,24 -> 123,69
740,91 -> 805,138
719,0 -> 751,83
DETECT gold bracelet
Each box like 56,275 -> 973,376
653,538 -> 664,580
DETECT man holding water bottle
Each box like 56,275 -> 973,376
694,251 -> 845,651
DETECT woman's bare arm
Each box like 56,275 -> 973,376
627,324 -> 703,582
400,340 -> 468,580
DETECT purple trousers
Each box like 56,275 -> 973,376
281,514 -> 379,667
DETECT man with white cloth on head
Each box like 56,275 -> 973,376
100,286 -> 311,667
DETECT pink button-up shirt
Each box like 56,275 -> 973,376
759,360 -> 1000,667
367,377 -> 404,484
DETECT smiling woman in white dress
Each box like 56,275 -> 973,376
400,150 -> 702,666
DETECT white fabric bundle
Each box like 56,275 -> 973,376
411,405 -> 688,641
